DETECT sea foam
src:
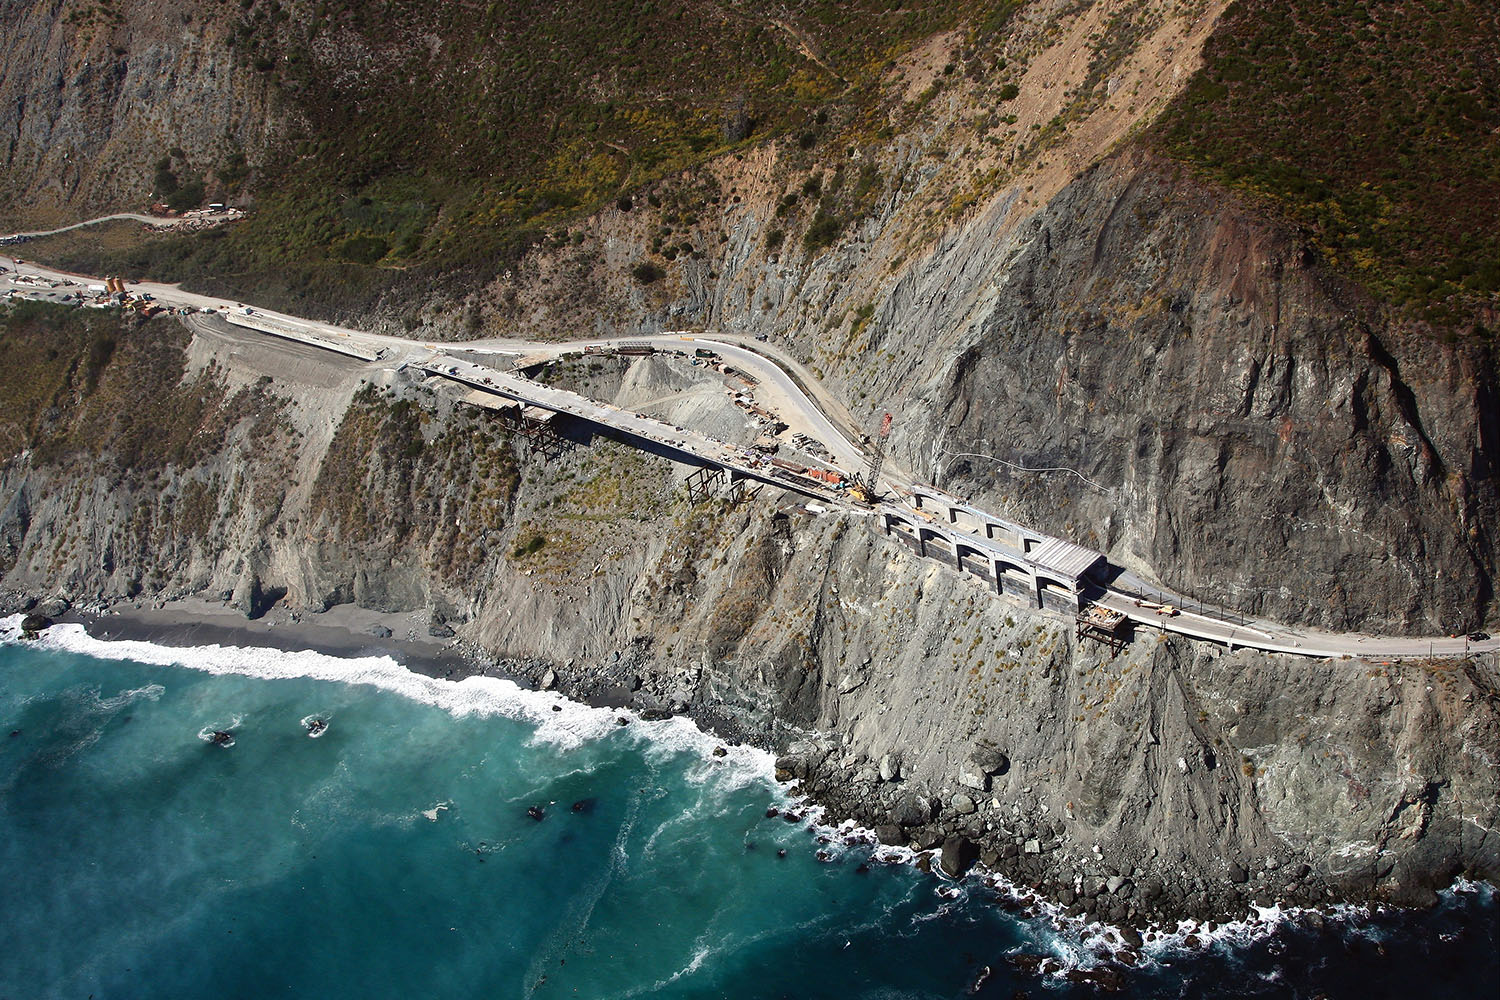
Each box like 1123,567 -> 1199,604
0,615 -> 775,786
4,616 -> 1331,974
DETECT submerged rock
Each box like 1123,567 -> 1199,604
1066,966 -> 1125,991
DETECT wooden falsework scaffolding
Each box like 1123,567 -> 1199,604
728,476 -> 763,506
517,405 -> 568,460
684,466 -> 763,506
684,467 -> 723,503
1076,605 -> 1130,656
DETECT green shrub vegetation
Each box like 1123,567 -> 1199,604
0,301 -> 285,476
45,0 -> 1003,318
802,210 -> 843,252
512,534 -> 548,559
1154,0 -> 1499,326
631,261 -> 666,284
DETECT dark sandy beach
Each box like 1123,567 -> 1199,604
56,597 -> 476,681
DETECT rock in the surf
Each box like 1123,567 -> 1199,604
939,836 -> 979,878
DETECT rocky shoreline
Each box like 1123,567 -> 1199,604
453,610 -> 1494,936
431,621 -> 1499,961
4,582 -> 1497,956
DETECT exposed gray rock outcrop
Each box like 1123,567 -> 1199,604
880,153 -> 1496,636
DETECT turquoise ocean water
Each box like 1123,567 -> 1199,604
1,618 -> 1495,999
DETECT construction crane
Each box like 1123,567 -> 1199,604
849,411 -> 892,505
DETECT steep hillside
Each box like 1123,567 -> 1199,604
0,0 -> 277,227
7,1 -> 1494,332
10,0 -> 1219,320
887,151 -> 1497,635
4,1 -> 1496,632
4,0 -> 1001,313
1155,0 -> 1500,323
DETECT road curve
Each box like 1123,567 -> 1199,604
5,213 -> 197,240
2,253 -> 1495,662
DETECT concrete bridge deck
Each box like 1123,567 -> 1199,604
419,357 -> 841,504
224,311 -> 381,361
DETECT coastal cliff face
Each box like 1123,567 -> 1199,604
462,145 -> 1498,636
1,311 -> 1495,927
887,152 -> 1498,636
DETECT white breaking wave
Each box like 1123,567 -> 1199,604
1,615 -> 777,797
634,713 -> 776,792
95,683 -> 166,711
2,616 -> 618,750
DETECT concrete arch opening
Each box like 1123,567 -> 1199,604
996,561 -> 1035,603
911,490 -> 937,510
882,511 -> 922,556
949,506 -> 983,534
955,542 -> 992,579
984,522 -> 1019,547
917,527 -> 956,566
884,511 -> 917,535
1036,573 -> 1078,612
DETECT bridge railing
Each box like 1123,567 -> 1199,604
1102,580 -> 1256,628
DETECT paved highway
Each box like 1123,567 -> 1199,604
2,254 -> 1494,662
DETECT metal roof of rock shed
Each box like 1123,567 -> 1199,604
1028,537 -> 1105,583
